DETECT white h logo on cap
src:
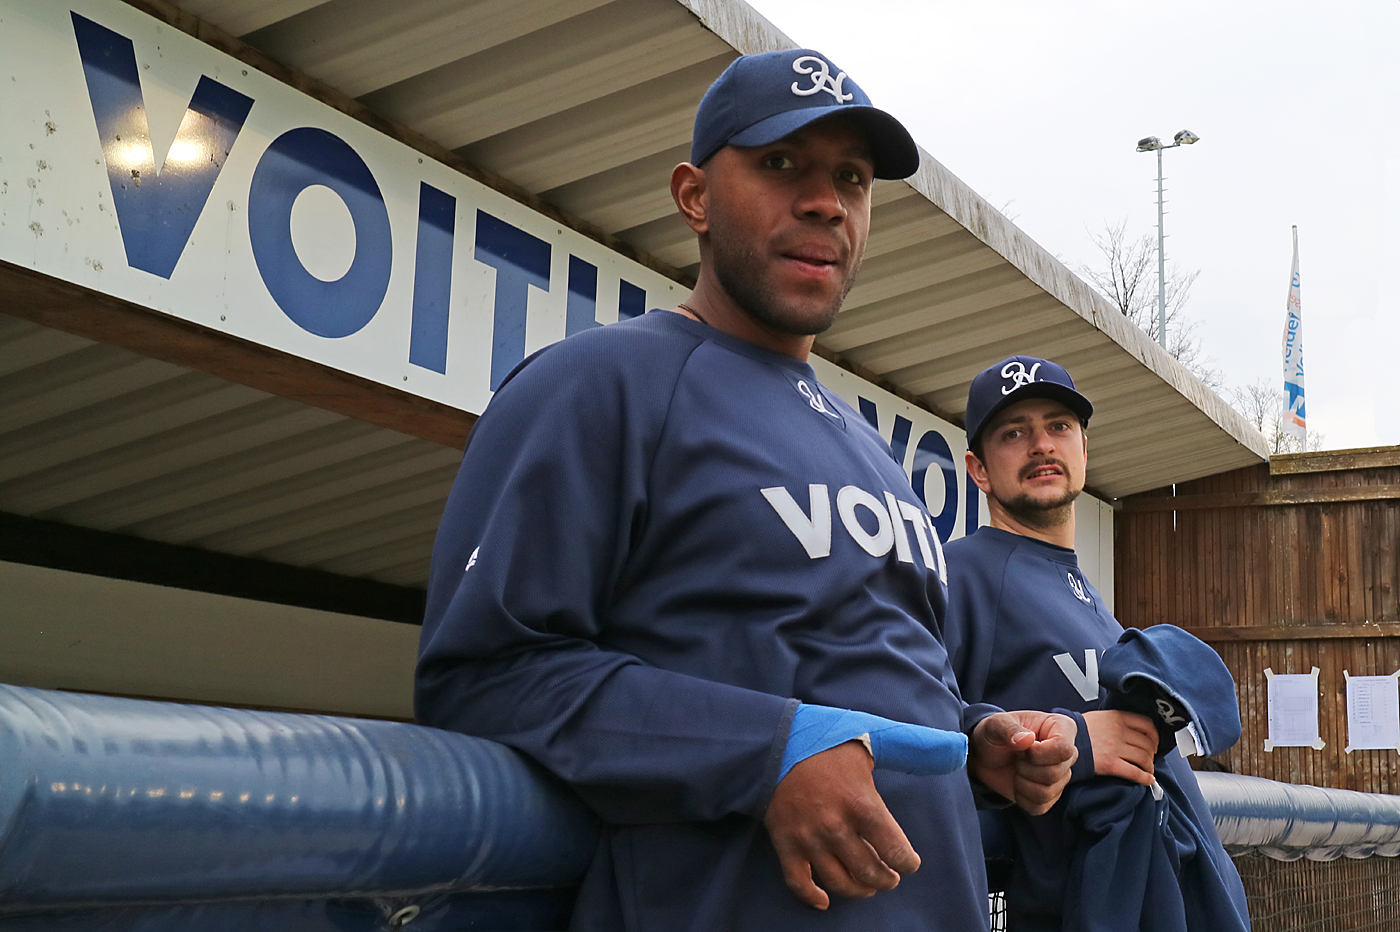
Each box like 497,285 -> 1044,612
1000,360 -> 1042,394
791,56 -> 853,102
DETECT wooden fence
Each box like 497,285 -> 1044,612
1115,445 -> 1400,792
1116,446 -> 1400,931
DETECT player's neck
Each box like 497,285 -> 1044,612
676,275 -> 816,362
986,504 -> 1076,550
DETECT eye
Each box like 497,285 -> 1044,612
763,153 -> 796,170
838,167 -> 869,186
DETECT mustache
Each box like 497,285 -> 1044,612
1019,458 -> 1068,480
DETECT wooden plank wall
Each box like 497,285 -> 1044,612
1116,447 -> 1400,793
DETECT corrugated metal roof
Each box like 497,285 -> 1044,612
1,0 -> 1269,590
181,0 -> 1265,487
0,313 -> 455,588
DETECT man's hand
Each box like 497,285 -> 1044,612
969,711 -> 1077,815
1083,710 -> 1158,786
763,740 -> 920,910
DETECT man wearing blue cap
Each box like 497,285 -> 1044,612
418,50 -> 1076,930
943,357 -> 1248,930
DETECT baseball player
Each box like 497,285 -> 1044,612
417,51 -> 1076,931
942,356 -> 1249,930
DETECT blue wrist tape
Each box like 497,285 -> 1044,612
778,703 -> 968,782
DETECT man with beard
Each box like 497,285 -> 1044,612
943,356 -> 1246,930
416,51 -> 1076,931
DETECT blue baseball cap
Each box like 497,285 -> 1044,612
691,49 -> 920,180
1100,625 -> 1242,758
965,356 -> 1094,447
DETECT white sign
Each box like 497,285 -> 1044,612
1,0 -> 683,417
0,0 -> 1122,573
1264,666 -> 1324,751
1344,670 -> 1400,753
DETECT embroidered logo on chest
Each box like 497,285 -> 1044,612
796,379 -> 841,419
790,56 -> 854,103
1065,571 -> 1093,606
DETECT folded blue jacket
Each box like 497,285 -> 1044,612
1058,625 -> 1250,932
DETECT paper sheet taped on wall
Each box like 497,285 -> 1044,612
1263,667 -> 1325,751
1343,670 -> 1400,753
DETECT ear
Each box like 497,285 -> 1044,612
671,162 -> 709,234
965,449 -> 992,495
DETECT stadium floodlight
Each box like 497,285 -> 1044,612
1136,130 -> 1202,347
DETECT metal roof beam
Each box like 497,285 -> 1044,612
359,0 -> 726,149
460,56 -> 732,192
243,0 -> 616,98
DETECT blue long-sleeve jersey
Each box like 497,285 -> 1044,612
417,310 -> 989,931
944,526 -> 1246,931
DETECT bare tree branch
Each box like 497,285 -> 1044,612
1077,221 -> 1326,450
995,198 -> 1021,222
1075,219 -> 1222,391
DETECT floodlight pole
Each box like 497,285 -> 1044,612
1154,146 -> 1166,349
1137,131 -> 1199,349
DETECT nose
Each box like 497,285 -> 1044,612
1028,425 -> 1057,455
793,171 -> 847,225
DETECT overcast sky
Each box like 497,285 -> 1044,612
746,0 -> 1399,450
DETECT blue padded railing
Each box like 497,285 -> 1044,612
0,684 -> 599,931
5,684 -> 1399,930
1198,771 -> 1400,862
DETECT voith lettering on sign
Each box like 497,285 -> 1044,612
1,1 -> 1016,550
66,10 -> 661,394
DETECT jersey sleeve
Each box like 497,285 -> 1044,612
415,327 -> 795,825
943,538 -> 1009,733
1053,708 -> 1097,783
943,538 -> 1006,707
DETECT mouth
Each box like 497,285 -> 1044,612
781,243 -> 843,276
1022,461 -> 1066,481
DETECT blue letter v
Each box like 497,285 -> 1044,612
72,12 -> 254,279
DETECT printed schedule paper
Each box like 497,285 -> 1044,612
1344,671 -> 1400,753
1264,667 -> 1324,751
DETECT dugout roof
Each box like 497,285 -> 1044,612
1,0 -> 1269,597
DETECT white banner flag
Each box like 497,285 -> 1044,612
1281,226 -> 1306,443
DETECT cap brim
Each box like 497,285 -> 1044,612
971,383 -> 1094,443
726,106 -> 920,180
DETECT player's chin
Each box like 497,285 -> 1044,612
1003,486 -> 1079,517
1018,482 -> 1070,503
760,296 -> 844,336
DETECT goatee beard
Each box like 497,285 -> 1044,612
997,487 -> 1081,532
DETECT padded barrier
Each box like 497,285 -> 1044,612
8,685 -> 1400,928
1197,771 -> 1400,861
0,684 -> 599,929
